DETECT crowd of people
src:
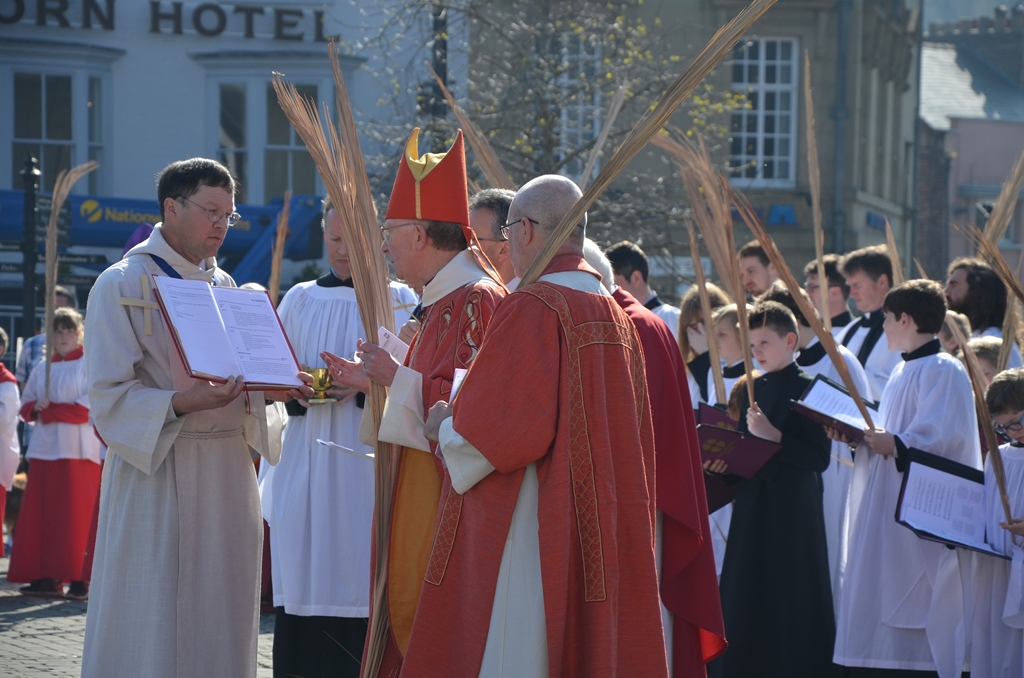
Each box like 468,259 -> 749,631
1,126 -> 1022,678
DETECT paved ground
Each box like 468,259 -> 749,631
0,556 -> 275,677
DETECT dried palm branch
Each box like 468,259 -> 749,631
981,146 -> 1024,246
518,0 -> 778,288
268,190 -> 291,307
652,132 -> 740,302
661,132 -> 753,402
723,197 -> 757,407
960,223 -> 1024,309
885,218 -> 905,285
44,160 -> 97,399
948,320 -> 1013,524
427,63 -> 515,190
998,288 -> 1018,372
914,257 -> 929,280
580,85 -> 628,189
730,184 -> 876,427
804,53 -> 830,332
273,46 -> 400,678
687,219 -> 727,404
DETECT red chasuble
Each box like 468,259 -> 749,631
402,255 -> 668,676
372,280 -> 505,674
613,288 -> 728,674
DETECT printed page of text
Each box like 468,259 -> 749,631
153,276 -> 241,380
899,462 -> 1000,554
213,287 -> 302,387
800,378 -> 869,430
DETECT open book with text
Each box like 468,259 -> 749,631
896,448 -> 1009,559
152,276 -> 303,390
791,374 -> 877,443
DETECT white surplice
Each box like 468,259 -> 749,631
0,380 -> 20,490
797,338 -> 872,606
81,225 -> 283,678
834,347 -> 981,676
964,443 -> 1024,677
22,357 -> 101,463
266,279 -> 415,617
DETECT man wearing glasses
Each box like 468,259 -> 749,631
82,158 -> 311,677
325,128 -> 505,676
415,174 -> 669,676
469,188 -> 517,287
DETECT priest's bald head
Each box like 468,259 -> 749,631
507,174 -> 587,278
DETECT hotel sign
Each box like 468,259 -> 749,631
0,1 -> 334,42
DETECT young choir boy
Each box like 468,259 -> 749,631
970,368 -> 1024,677
758,281 -> 871,602
831,279 -> 981,678
709,301 -> 836,677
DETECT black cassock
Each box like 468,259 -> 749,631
710,362 -> 838,678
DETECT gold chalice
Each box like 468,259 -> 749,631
304,367 -> 337,404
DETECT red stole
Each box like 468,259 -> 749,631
370,280 -> 505,673
613,288 -> 728,674
402,256 -> 668,676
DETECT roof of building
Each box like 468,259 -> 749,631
920,41 -> 1024,131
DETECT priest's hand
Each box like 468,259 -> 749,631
355,339 -> 400,388
424,400 -> 451,443
746,402 -> 782,442
398,317 -> 420,344
264,372 -> 315,404
171,376 -> 245,416
862,429 -> 896,458
322,351 -> 371,394
327,385 -> 359,405
687,322 -> 709,355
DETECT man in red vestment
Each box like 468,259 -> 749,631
325,128 -> 505,675
419,174 -> 667,676
584,240 -> 727,676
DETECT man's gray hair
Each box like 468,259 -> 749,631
582,239 -> 614,292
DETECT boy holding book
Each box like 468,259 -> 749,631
831,279 -> 981,678
968,368 -> 1024,676
759,281 -> 871,601
709,301 -> 835,677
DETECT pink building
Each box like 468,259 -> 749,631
918,6 -> 1024,276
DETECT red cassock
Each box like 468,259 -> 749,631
402,255 -> 668,676
370,280 -> 505,676
613,288 -> 728,676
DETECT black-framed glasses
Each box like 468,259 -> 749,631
178,196 -> 241,227
500,216 -> 539,239
477,236 -> 508,243
994,411 -> 1024,438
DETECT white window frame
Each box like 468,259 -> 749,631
728,37 -> 798,189
195,51 -> 361,205
0,38 -> 122,194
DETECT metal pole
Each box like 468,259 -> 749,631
20,155 -> 40,342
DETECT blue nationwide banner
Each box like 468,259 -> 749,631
0,190 -> 325,285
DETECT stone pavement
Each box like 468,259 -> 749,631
0,556 -> 275,677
